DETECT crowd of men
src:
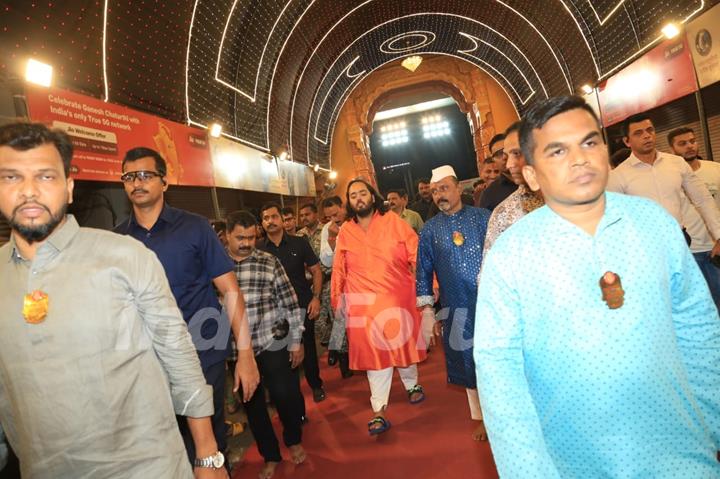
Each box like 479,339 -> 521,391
0,92 -> 719,479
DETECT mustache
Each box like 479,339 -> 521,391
131,188 -> 148,195
13,201 -> 51,217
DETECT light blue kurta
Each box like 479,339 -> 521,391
474,192 -> 720,477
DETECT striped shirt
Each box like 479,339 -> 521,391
231,248 -> 304,354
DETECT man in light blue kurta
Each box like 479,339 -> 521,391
474,96 -> 720,477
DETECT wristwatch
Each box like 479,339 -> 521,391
194,451 -> 225,469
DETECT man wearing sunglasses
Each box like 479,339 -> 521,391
115,147 -> 260,472
477,133 -> 519,212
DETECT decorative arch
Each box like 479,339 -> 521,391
326,55 -> 519,194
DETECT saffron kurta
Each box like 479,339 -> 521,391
331,211 -> 426,371
416,206 -> 491,388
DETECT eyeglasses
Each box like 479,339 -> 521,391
491,149 -> 506,159
120,170 -> 163,183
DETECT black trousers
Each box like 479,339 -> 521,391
301,315 -> 323,390
244,347 -> 304,463
178,360 -> 227,463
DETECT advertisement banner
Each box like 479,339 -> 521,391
686,3 -> 720,88
210,137 -> 314,196
25,85 -> 214,186
597,36 -> 698,126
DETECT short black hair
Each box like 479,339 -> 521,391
482,157 -> 496,165
667,127 -> 695,147
299,203 -> 318,213
260,202 -> 282,217
473,180 -> 483,188
519,95 -> 602,165
226,210 -> 257,231
0,122 -> 73,176
504,121 -> 522,137
280,206 -> 295,217
489,133 -> 506,152
321,195 -> 342,209
416,178 -> 430,188
386,188 -> 407,198
622,113 -> 653,138
123,147 -> 167,177
345,178 -> 387,220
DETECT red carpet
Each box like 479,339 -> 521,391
232,346 -> 499,478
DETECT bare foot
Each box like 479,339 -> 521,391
289,444 -> 306,464
259,461 -> 279,479
472,421 -> 488,441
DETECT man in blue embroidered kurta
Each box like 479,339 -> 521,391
475,96 -> 720,477
417,165 -> 491,441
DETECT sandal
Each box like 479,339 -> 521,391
367,416 -> 392,436
407,385 -> 426,404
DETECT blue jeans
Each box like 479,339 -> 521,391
693,251 -> 720,312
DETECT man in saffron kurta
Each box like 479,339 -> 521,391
417,165 -> 491,441
331,178 -> 427,435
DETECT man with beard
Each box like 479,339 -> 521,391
416,165 -> 491,441
331,179 -> 427,435
669,127 -> 720,209
409,178 -> 433,221
475,96 -> 720,477
608,117 -> 720,310
483,122 -> 545,251
0,123 -> 228,478
666,127 -> 720,310
318,196 -> 352,378
258,203 -> 326,404
115,147 -> 259,468
608,114 -> 720,257
478,134 -> 519,212
225,210 -> 306,478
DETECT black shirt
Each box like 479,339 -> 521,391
114,205 -> 233,368
259,233 -> 319,307
410,198 -> 434,221
477,174 -> 519,212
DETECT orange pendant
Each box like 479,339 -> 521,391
452,231 -> 465,246
23,290 -> 49,324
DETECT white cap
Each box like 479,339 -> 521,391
430,165 -> 457,183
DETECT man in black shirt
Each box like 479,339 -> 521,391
478,130 -> 519,212
409,178 -> 434,221
258,203 -> 326,403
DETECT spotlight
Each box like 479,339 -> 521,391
662,23 -> 680,39
209,123 -> 222,138
279,151 -> 288,161
314,163 -> 320,172
581,84 -> 593,95
25,58 -> 52,87
328,170 -> 338,180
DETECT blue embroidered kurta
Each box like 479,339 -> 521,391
475,192 -> 720,477
417,205 -> 491,388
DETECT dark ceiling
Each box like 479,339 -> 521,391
1,0 -> 716,168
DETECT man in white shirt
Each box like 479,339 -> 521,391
668,127 -> 720,210
667,127 -> 720,309
607,114 -> 720,261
